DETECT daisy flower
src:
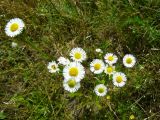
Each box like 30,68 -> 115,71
113,72 -> 127,87
57,56 -> 70,66
63,78 -> 80,93
90,59 -> 105,74
123,54 -> 136,68
104,65 -> 115,75
47,61 -> 59,73
70,47 -> 87,62
5,18 -> 25,37
104,53 -> 118,65
11,42 -> 18,48
63,62 -> 85,82
95,48 -> 103,53
94,84 -> 107,96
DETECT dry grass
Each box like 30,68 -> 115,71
0,0 -> 160,119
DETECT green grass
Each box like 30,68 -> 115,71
0,0 -> 160,119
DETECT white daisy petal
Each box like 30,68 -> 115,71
57,57 -> 70,66
113,81 -> 119,87
94,84 -> 107,96
63,78 -> 80,93
113,72 -> 127,87
123,54 -> 136,68
90,59 -> 105,74
5,18 -> 25,37
63,62 -> 85,82
47,61 -> 59,73
118,81 -> 126,87
70,47 -> 87,62
104,53 -> 118,65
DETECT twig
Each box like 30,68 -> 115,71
144,111 -> 160,120
107,102 -> 120,120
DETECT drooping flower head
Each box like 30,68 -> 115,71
11,42 -> 18,48
95,48 -> 103,53
57,56 -> 70,66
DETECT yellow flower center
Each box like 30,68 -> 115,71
10,23 -> 19,32
106,66 -> 113,73
51,65 -> 56,70
74,52 -> 82,59
94,63 -> 101,70
116,76 -> 123,83
129,114 -> 135,120
67,79 -> 76,88
69,67 -> 79,77
108,56 -> 114,61
98,88 -> 104,93
106,95 -> 111,100
126,58 -> 132,64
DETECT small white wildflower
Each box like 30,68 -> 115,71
63,78 -> 81,93
123,54 -> 136,68
57,57 -> 70,66
11,42 -> 18,48
113,72 -> 127,87
5,18 -> 25,37
63,62 -> 85,82
95,48 -> 103,53
104,53 -> 118,65
47,61 -> 59,73
70,47 -> 87,62
90,59 -> 105,74
94,84 -> 107,96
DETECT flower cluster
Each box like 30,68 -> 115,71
47,48 -> 136,97
47,48 -> 86,93
90,51 -> 136,96
4,18 -> 136,97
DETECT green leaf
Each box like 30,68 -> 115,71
101,80 -> 105,84
0,111 -> 6,119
